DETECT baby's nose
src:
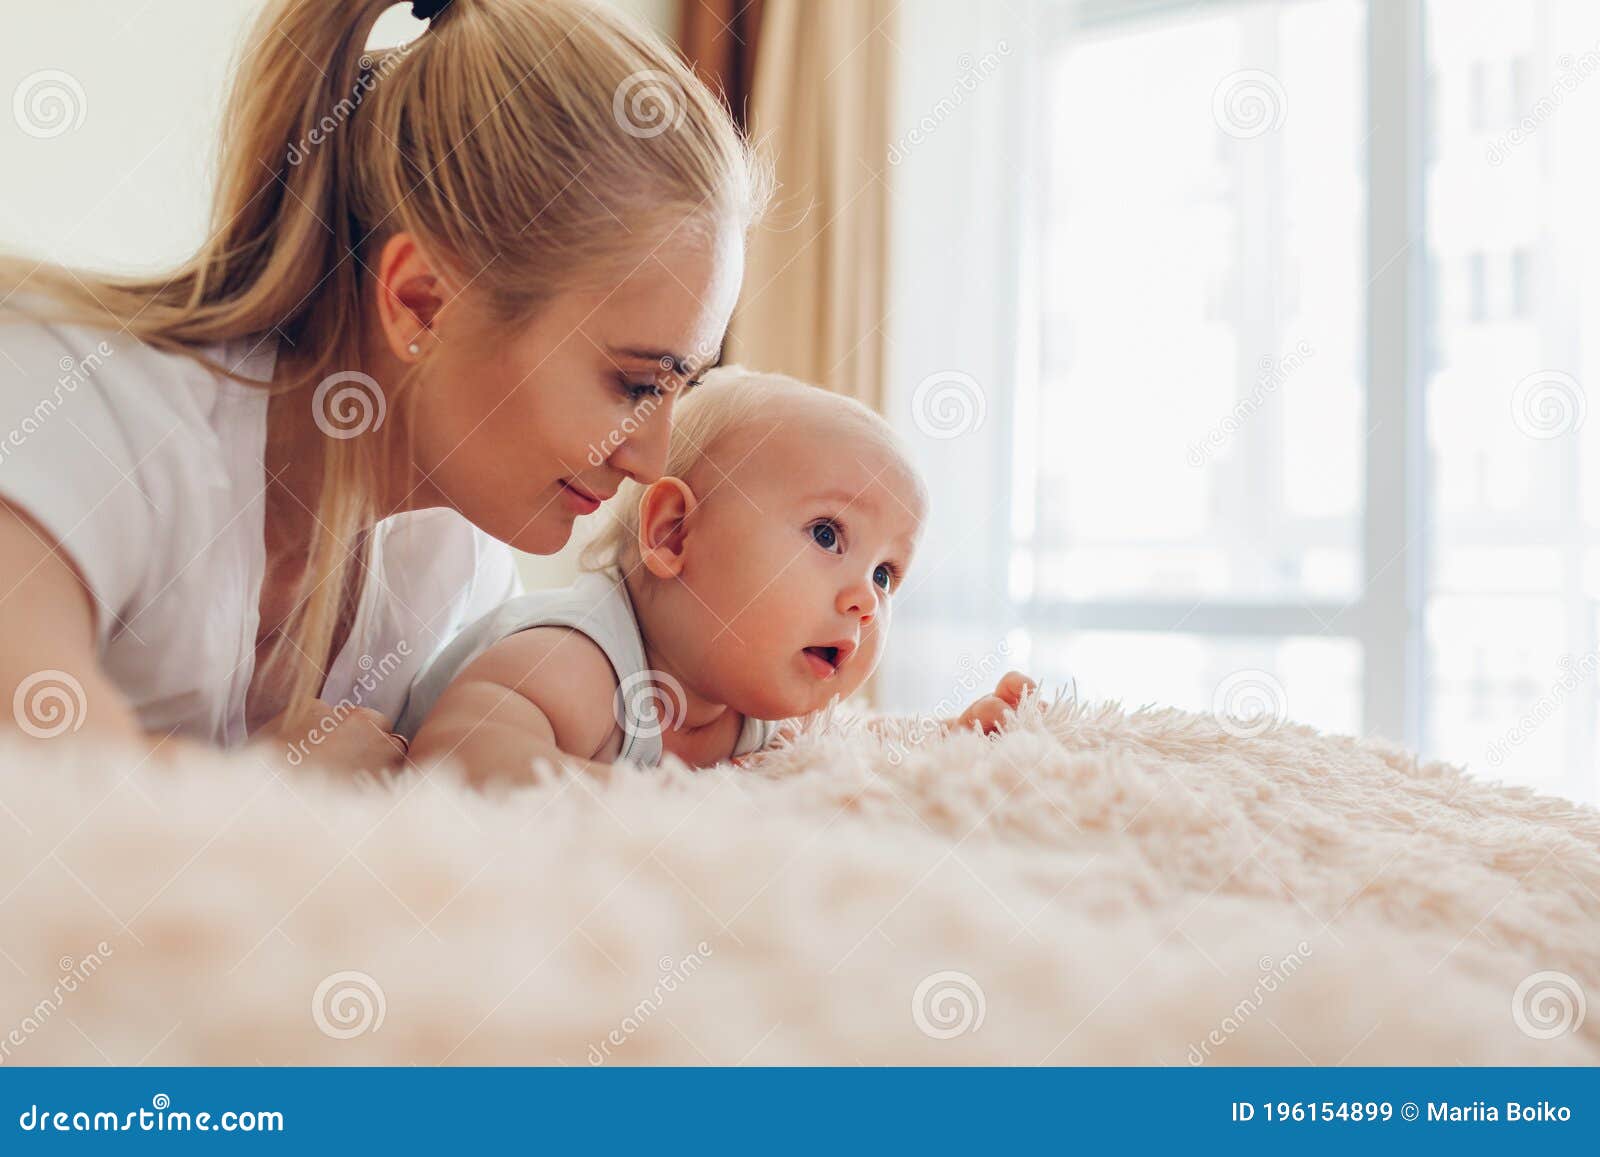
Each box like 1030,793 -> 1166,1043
839,580 -> 878,621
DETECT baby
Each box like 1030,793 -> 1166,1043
394,366 -> 1037,787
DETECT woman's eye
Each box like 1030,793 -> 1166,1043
810,521 -> 841,552
625,381 -> 662,401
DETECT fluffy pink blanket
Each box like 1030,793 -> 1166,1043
0,694 -> 1594,1064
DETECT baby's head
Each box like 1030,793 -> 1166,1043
580,366 -> 928,719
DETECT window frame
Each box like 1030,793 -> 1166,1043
1000,0 -> 1427,747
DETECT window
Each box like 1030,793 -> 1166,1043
884,0 -> 1598,803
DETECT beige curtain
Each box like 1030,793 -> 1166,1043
727,0 -> 897,413
678,0 -> 764,132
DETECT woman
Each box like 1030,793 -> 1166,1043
0,0 -> 765,773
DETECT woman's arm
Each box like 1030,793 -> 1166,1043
0,500 -> 407,777
0,499 -> 149,745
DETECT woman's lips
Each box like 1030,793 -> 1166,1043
559,480 -> 601,514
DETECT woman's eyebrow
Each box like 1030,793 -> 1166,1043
608,345 -> 719,376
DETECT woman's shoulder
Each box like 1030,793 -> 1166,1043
0,310 -> 274,489
0,309 -> 271,413
0,310 -> 275,640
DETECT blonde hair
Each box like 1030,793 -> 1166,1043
0,0 -> 768,736
578,365 -> 904,574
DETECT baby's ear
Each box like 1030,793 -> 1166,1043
636,477 -> 699,579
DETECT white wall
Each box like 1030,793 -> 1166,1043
1,0 -> 680,591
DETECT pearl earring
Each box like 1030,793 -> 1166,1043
407,341 -> 421,356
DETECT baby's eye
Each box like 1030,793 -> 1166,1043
874,563 -> 897,592
809,520 -> 842,552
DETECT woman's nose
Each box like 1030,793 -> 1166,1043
609,407 -> 672,484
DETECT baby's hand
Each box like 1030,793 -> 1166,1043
947,670 -> 1038,735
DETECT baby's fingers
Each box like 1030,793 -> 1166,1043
956,695 -> 1010,735
993,670 -> 1037,709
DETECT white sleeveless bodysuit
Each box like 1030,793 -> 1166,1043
394,564 -> 780,765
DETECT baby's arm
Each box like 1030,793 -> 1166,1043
732,673 -> 1041,768
408,627 -> 621,789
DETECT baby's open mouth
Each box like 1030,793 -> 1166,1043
805,645 -> 840,669
802,640 -> 854,677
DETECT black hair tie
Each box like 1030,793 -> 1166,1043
412,0 -> 451,20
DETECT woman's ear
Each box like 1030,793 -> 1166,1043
636,478 -> 700,579
372,232 -> 449,362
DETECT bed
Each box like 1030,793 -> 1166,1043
0,692 -> 1594,1064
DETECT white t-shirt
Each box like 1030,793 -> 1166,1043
0,313 -> 523,747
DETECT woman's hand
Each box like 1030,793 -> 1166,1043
252,701 -> 409,776
947,670 -> 1039,735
